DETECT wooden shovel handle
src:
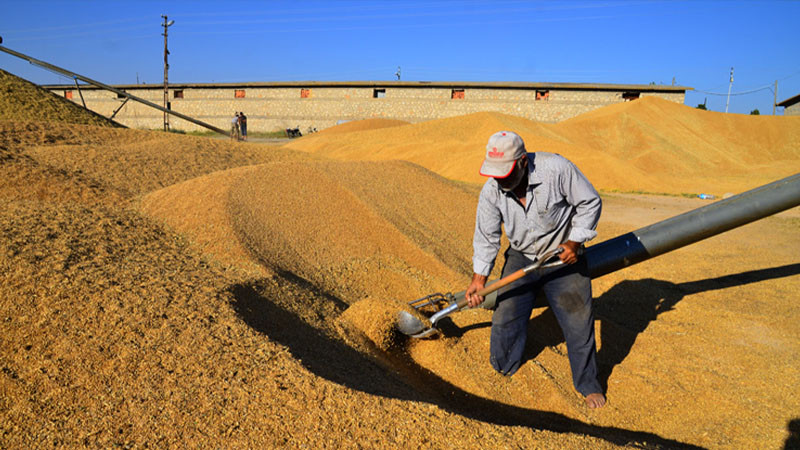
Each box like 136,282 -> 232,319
475,269 -> 527,298
459,247 -> 565,308
453,268 -> 528,309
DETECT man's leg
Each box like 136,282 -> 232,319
540,259 -> 605,407
490,249 -> 537,376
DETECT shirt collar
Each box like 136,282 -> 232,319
526,153 -> 543,188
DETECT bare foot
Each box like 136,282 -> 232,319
585,393 -> 606,409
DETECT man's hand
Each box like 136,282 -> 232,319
558,240 -> 581,264
466,273 -> 489,308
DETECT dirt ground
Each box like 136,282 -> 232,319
1,69 -> 799,449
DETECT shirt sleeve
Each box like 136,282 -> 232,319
560,158 -> 602,243
472,182 -> 503,276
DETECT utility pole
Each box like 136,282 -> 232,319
773,80 -> 778,115
395,66 -> 401,81
161,15 -> 174,131
725,67 -> 733,113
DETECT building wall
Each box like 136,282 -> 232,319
785,103 -> 800,116
53,85 -> 686,133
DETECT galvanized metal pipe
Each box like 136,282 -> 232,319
585,172 -> 800,278
0,44 -> 230,136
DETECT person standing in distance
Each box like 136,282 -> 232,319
465,130 -> 606,409
231,113 -> 240,141
239,112 -> 248,141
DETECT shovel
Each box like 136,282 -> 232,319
397,247 -> 564,338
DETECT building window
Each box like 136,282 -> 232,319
536,90 -> 550,101
373,88 -> 386,98
174,90 -> 184,99
300,88 -> 311,98
235,89 -> 246,98
116,91 -> 126,99
451,89 -> 465,100
64,90 -> 73,99
622,92 -> 640,101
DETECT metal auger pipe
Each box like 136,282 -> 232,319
585,172 -> 800,279
0,44 -> 230,136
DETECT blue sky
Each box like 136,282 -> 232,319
1,0 -> 798,115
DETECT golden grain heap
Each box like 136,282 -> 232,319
285,97 -> 800,196
2,67 -> 799,449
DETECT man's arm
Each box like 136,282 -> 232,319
560,159 -> 602,245
469,183 -> 503,305
472,183 -> 503,276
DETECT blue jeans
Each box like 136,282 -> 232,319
490,248 -> 602,396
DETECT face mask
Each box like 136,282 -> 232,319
497,160 -> 525,192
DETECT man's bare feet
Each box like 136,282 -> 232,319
585,393 -> 606,409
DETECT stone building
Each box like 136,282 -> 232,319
777,93 -> 800,116
44,80 -> 689,133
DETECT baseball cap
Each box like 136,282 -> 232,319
479,131 -> 527,178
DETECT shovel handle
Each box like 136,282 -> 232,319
473,268 -> 527,299
452,268 -> 528,310
466,247 -> 565,305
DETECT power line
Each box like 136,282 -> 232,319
693,69 -> 800,97
2,16 -> 154,34
695,85 -> 772,97
3,1 -> 672,43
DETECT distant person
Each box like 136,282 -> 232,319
465,131 -> 606,409
239,112 -> 247,141
231,113 -> 240,141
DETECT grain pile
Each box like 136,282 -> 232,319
313,118 -> 409,136
141,160 -> 477,301
2,68 -> 799,448
0,69 -> 118,126
285,97 -> 800,196
0,70 -> 619,448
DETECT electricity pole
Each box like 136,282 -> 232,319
725,67 -> 733,113
161,15 -> 174,131
773,80 -> 778,115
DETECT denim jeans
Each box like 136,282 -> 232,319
490,248 -> 602,396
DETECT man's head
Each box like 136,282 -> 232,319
480,131 -> 528,192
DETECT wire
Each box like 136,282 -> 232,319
693,69 -> 800,97
693,85 -> 773,96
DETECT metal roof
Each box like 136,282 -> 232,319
777,93 -> 800,108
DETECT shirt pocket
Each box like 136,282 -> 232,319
533,189 -> 561,231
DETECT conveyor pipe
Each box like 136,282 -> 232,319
0,44 -> 230,136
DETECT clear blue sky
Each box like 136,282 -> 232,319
1,0 -> 798,115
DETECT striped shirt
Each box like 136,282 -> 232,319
472,152 -> 602,276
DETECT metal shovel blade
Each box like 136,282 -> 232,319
396,311 -> 437,338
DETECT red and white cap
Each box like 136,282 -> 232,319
479,131 -> 526,178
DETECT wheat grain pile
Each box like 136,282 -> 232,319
0,69 -> 118,127
285,97 -> 800,196
313,118 -> 409,136
2,68 -> 799,448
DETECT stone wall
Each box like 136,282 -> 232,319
785,103 -> 800,116
51,83 -> 687,133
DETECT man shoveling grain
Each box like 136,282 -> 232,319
465,131 -> 606,409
